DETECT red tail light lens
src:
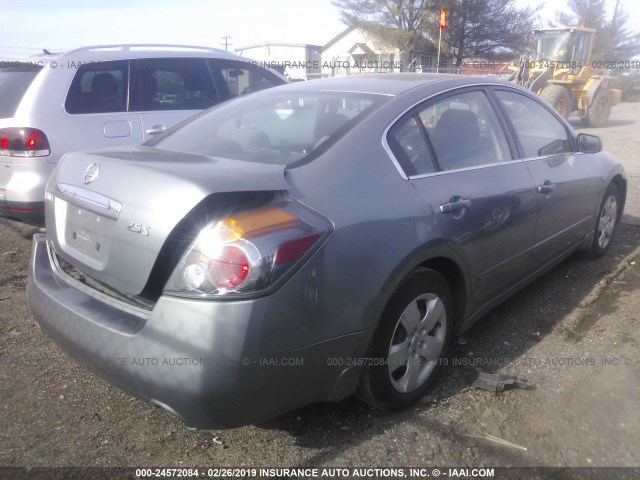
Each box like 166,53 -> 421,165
274,232 -> 323,265
0,127 -> 51,157
208,245 -> 251,289
165,203 -> 331,297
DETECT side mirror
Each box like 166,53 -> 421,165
577,133 -> 602,154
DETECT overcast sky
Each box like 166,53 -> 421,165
1,0 -> 638,60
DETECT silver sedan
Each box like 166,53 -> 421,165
27,74 -> 626,427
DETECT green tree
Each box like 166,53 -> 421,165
554,0 -> 640,60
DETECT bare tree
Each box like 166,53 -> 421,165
334,0 -> 537,70
554,0 -> 640,60
332,0 -> 436,68
436,0 -> 539,67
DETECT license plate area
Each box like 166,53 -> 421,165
61,201 -> 115,267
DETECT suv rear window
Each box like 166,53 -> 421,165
0,63 -> 42,118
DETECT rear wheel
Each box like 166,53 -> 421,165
540,85 -> 572,119
358,269 -> 453,409
588,183 -> 620,258
582,89 -> 612,128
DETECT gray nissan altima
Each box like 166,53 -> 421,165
27,74 -> 626,428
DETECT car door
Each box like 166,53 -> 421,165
63,60 -> 144,150
492,89 -> 601,266
387,88 -> 538,305
130,58 -> 220,142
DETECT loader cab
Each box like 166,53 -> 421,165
534,27 -> 595,72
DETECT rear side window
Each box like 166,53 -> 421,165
130,58 -> 219,111
0,64 -> 42,118
65,61 -> 128,114
420,90 -> 511,171
387,90 -> 512,175
494,90 -> 572,158
387,116 -> 436,176
209,59 -> 285,100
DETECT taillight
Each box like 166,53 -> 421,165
164,203 -> 331,298
0,127 -> 51,157
208,245 -> 251,289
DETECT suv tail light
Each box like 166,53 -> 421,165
0,128 -> 51,157
164,203 -> 331,298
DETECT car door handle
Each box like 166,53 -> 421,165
440,197 -> 472,213
537,181 -> 556,194
145,125 -> 167,135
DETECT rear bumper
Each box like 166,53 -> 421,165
27,234 -> 369,428
0,162 -> 53,226
0,198 -> 45,226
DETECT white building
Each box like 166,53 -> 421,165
321,27 -> 452,77
321,27 -> 401,77
236,27 -> 453,81
235,43 -> 322,80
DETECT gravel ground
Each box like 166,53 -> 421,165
0,103 -> 639,478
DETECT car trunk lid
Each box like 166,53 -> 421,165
47,145 -> 288,296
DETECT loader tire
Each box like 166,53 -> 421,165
540,85 -> 572,119
582,89 -> 612,128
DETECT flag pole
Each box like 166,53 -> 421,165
437,9 -> 446,74
436,27 -> 442,74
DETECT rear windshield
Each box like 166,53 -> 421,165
0,63 -> 42,118
146,89 -> 388,165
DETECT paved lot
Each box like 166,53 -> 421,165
570,102 -> 640,221
0,102 -> 639,475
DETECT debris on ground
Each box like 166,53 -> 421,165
470,371 -> 534,393
470,433 -> 528,452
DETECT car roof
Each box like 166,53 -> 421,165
283,73 -> 515,96
31,44 -> 245,63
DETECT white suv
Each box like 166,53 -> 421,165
0,45 -> 286,225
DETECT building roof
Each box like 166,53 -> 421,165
235,42 -> 322,53
348,43 -> 375,56
323,26 -> 357,49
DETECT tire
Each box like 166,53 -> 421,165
583,89 -> 612,128
540,85 -> 572,119
358,268 -> 453,409
587,183 -> 620,259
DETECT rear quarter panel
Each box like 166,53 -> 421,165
260,87 -> 472,356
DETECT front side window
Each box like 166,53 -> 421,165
147,91 -> 386,165
65,61 -> 128,114
209,60 -> 285,100
495,90 -> 571,158
130,58 -> 219,111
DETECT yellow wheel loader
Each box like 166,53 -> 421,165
510,27 -> 621,127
